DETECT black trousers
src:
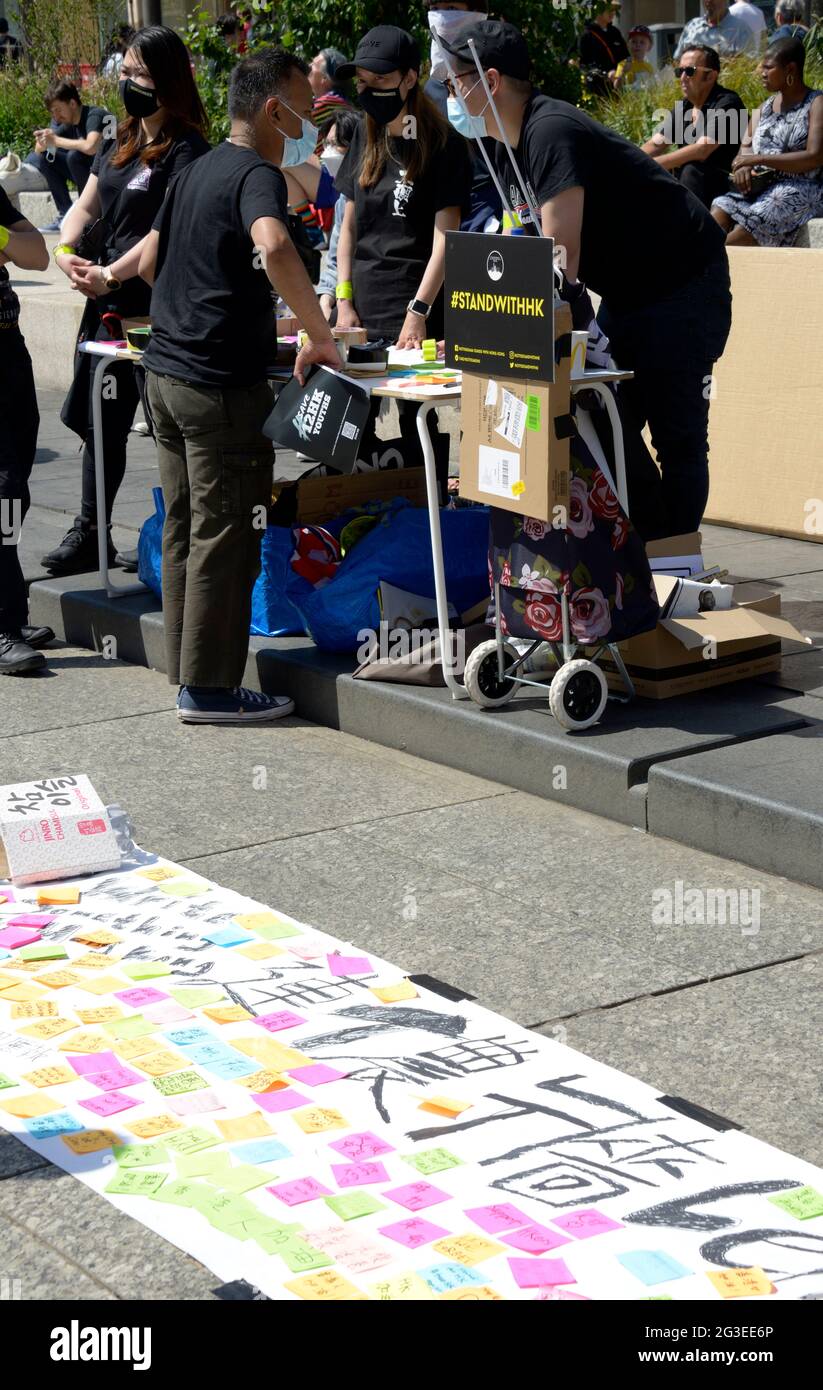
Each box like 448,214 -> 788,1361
598,254 -> 732,542
0,328 -> 39,632
677,161 -> 734,212
61,303 -> 141,525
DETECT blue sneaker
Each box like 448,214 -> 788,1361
176,685 -> 295,725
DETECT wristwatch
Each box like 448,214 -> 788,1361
102,265 -> 122,291
406,297 -> 431,319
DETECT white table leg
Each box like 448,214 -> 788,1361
415,401 -> 467,700
90,353 -> 145,601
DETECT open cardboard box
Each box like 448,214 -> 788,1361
271,467 -> 428,527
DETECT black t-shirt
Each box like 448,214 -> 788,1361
579,23 -> 629,74
0,187 -> 24,330
144,141 -> 289,386
53,103 -> 108,153
335,118 -> 472,338
495,93 -> 727,311
665,84 -> 745,175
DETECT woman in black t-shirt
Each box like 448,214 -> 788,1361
43,25 -> 209,577
334,25 -> 471,474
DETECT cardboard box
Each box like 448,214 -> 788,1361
458,305 -> 572,522
274,468 -> 429,526
601,577 -> 810,699
0,775 -> 121,885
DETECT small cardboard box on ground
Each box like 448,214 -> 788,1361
458,304 -> 572,523
0,775 -> 121,885
601,533 -> 811,698
272,468 -> 428,527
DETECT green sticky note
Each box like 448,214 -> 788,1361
252,1222 -> 307,1253
768,1186 -> 823,1220
278,1238 -> 335,1273
170,986 -> 226,1008
200,1191 -> 258,1232
103,1014 -> 158,1039
402,1147 -> 462,1175
164,1126 -> 220,1156
18,942 -> 68,962
526,394 -> 541,431
150,1177 -> 212,1208
114,1141 -> 169,1168
158,880 -> 210,898
0,1074 -> 18,1091
254,922 -> 302,941
120,960 -> 172,981
105,1169 -> 167,1197
153,1069 -> 208,1097
324,1190 -> 386,1221
209,1164 -> 277,1195
176,1150 -> 231,1179
226,1215 -> 297,1244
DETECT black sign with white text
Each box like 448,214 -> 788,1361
444,231 -> 556,384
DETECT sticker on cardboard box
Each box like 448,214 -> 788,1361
495,389 -> 526,449
477,444 -> 520,501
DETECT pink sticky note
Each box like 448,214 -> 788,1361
329,1131 -> 395,1162
502,1224 -> 572,1255
79,1091 -> 139,1117
0,925 -> 42,950
7,913 -> 53,928
253,1011 -> 306,1033
550,1208 -> 624,1239
465,1203 -> 533,1234
331,1161 -> 390,1188
287,1064 -> 348,1087
114,987 -> 169,1008
68,1051 -> 120,1076
327,954 -> 372,977
0,889 -> 15,902
384,1182 -> 451,1212
167,1089 -> 224,1115
508,1257 -> 575,1289
536,1288 -> 591,1301
286,939 -> 326,960
267,1177 -> 333,1206
84,1065 -> 144,1091
252,1089 -> 310,1112
379,1217 -> 450,1249
142,1001 -> 194,1024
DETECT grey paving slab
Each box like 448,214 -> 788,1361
0,1129 -> 51,1179
759,646 -> 823,699
0,645 -> 173,737
648,723 -> 823,889
544,955 -> 823,1166
0,1162 -> 219,1299
0,1211 -> 117,1300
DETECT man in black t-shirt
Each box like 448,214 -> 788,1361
26,80 -> 109,230
139,48 -> 340,727
444,19 -> 733,540
642,46 -> 744,209
579,8 -> 629,97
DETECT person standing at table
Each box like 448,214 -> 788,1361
138,48 -> 340,726
333,24 -> 472,472
0,190 -> 53,674
41,26 -> 209,578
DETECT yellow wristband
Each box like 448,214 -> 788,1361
335,280 -> 353,300
0,226 -> 9,252
54,242 -> 76,258
501,210 -> 523,231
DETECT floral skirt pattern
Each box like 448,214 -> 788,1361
712,176 -> 823,247
490,408 -> 659,647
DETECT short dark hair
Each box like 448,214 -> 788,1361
228,47 -> 308,121
320,47 -> 348,79
768,34 -> 806,75
680,44 -> 721,73
217,12 -> 239,36
45,79 -> 82,107
328,107 -> 362,149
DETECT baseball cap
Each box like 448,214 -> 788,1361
628,24 -> 652,38
440,18 -> 530,80
336,26 -> 421,80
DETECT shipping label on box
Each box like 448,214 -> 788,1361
0,776 -> 121,886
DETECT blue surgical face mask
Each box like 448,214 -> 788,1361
447,95 -> 487,140
276,97 -> 317,167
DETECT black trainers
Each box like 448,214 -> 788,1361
41,517 -> 117,576
0,632 -> 46,675
20,625 -> 55,649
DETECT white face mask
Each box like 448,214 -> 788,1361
428,8 -> 486,82
276,97 -> 317,167
320,146 -> 343,177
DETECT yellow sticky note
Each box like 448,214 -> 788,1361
4,958 -> 47,973
56,1031 -> 109,1053
35,969 -> 83,990
235,1070 -> 288,1093
418,1095 -> 473,1118
136,866 -> 181,882
235,942 -> 285,961
285,1272 -> 367,1301
4,984 -> 50,1003
76,1006 -> 122,1025
0,971 -> 22,990
233,1037 -> 312,1071
10,1001 -> 58,1019
215,1112 -> 272,1143
22,1065 -> 78,1088
111,1036 -> 162,1060
71,928 -> 121,947
369,1273 -> 434,1301
370,979 -> 418,1003
440,1285 -> 504,1300
0,1091 -> 63,1118
431,1234 -> 504,1265
71,953 -> 122,971
233,911 -> 294,933
37,887 -> 81,905
203,1005 -> 253,1024
130,1050 -> 186,1077
75,974 -> 126,995
18,1016 -> 76,1039
511,479 -> 525,497
62,1129 -> 119,1155
124,1114 -> 184,1139
292,1107 -> 349,1135
707,1268 -> 774,1299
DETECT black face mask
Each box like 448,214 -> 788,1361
119,77 -> 160,119
358,83 -> 408,126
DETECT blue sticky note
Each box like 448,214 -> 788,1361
200,926 -> 256,948
417,1263 -> 486,1294
230,1138 -> 293,1165
24,1111 -> 85,1139
618,1251 -> 692,1286
0,948 -> 11,959
203,1055 -> 260,1080
163,1027 -> 215,1049
185,1041 -> 238,1066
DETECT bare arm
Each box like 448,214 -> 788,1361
737,94 -> 823,174
0,215 -> 49,270
334,198 -> 360,330
138,228 -> 159,286
655,137 -> 720,169
540,185 -> 584,283
50,129 -> 103,157
250,215 -> 339,383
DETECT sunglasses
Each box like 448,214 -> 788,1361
675,65 -> 711,77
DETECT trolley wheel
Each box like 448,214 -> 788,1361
463,639 -> 520,709
549,658 -> 608,731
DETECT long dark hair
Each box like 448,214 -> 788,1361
359,80 -> 452,189
112,25 -> 208,168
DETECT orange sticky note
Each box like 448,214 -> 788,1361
235,1070 -> 288,1093
235,942 -> 285,961
707,1268 -> 774,1299
75,1006 -> 122,1025
62,1129 -> 119,1155
35,969 -> 83,990
215,1112 -> 272,1142
110,1036 -> 162,1060
129,1050 -> 186,1077
71,953 -> 122,971
136,866 -> 181,882
71,928 -> 121,947
10,1001 -> 58,1020
440,1285 -> 504,1300
75,974 -> 126,996
22,1065 -> 77,1088
203,1005 -> 253,1024
285,1272 -> 367,1301
370,979 -> 418,1003
233,1037 -> 311,1071
18,1017 -> 76,1039
292,1106 -> 349,1134
418,1095 -> 473,1118
0,1091 -> 63,1118
431,1233 -> 504,1265
37,887 -> 81,905
123,1114 -> 184,1139
56,1031 -> 109,1053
